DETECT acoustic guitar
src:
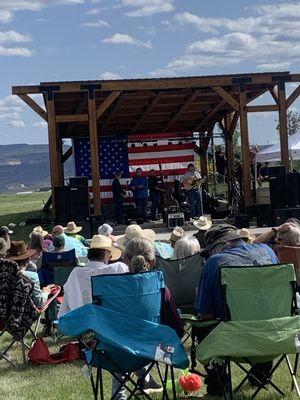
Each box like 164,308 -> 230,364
182,175 -> 207,191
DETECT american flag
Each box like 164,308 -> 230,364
73,132 -> 196,204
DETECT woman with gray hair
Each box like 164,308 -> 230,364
171,236 -> 201,260
123,237 -> 184,337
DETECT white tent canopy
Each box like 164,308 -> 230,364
256,132 -> 300,163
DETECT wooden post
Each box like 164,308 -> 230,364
88,95 -> 101,215
199,133 -> 208,191
278,82 -> 289,171
225,113 -> 234,204
239,91 -> 252,207
46,96 -> 60,214
57,137 -> 64,186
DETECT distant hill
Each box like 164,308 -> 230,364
0,144 -> 73,192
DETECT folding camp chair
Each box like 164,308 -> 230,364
156,253 -> 204,315
39,249 -> 77,287
0,285 -> 60,368
58,271 -> 189,400
275,244 -> 300,287
193,263 -> 300,399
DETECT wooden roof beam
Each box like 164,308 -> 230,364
131,92 -> 164,133
18,94 -> 47,121
269,87 -> 279,104
96,91 -> 122,120
196,99 -> 227,131
246,105 -> 279,112
212,86 -> 240,111
102,93 -> 127,130
286,85 -> 300,109
163,90 -> 201,132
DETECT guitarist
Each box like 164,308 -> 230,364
181,163 -> 204,219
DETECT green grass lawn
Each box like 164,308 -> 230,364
0,191 -> 52,240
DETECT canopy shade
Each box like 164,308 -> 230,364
256,132 -> 300,162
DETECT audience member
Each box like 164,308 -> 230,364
253,222 -> 300,246
0,238 -> 8,258
64,221 -> 89,247
51,225 -> 88,257
0,225 -> 12,250
7,241 -> 54,308
29,231 -> 47,261
116,224 -> 155,250
98,223 -> 116,243
169,226 -> 186,248
52,235 -> 65,253
32,226 -> 52,250
58,235 -> 127,317
196,224 -> 278,395
193,216 -> 212,248
172,236 -> 201,260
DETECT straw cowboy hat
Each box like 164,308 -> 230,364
170,227 -> 186,244
238,228 -> 255,243
31,225 -> 48,238
64,221 -> 82,234
90,235 -> 121,261
193,216 -> 212,231
0,238 -> 8,256
116,225 -> 156,250
7,241 -> 36,261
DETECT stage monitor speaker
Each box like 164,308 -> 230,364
256,204 -> 273,227
69,186 -> 90,221
69,176 -> 88,188
269,165 -> 287,209
274,208 -> 300,225
287,173 -> 300,208
90,214 -> 107,236
54,186 -> 71,223
167,213 -> 185,228
235,214 -> 250,229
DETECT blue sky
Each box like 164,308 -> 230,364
0,0 -> 299,145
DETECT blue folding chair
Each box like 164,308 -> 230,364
59,271 -> 189,400
39,249 -> 77,286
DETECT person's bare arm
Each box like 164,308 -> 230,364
253,223 -> 294,244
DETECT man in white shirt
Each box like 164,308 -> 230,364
58,235 -> 128,317
181,163 -> 204,219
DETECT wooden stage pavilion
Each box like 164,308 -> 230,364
12,71 -> 300,216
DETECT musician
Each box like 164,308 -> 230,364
129,167 -> 148,221
148,169 -> 165,221
112,171 -> 126,224
181,163 -> 203,219
257,162 -> 269,187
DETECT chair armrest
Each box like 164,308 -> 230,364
37,285 -> 61,313
180,314 -> 220,328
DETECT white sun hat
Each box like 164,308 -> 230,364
193,216 -> 212,231
115,224 -> 156,250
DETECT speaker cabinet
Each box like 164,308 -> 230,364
274,208 -> 300,225
69,176 -> 88,188
69,186 -> 90,221
269,166 -> 287,209
54,187 -> 71,223
256,204 -> 274,227
235,214 -> 250,229
287,173 -> 300,208
90,214 -> 107,236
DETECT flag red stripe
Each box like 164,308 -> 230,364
129,155 -> 194,166
127,143 -> 195,153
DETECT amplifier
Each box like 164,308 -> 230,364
167,213 -> 185,228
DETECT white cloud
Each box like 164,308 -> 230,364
100,72 -> 121,79
86,7 -> 101,15
155,3 -> 300,74
0,95 -> 24,123
138,26 -> 156,36
80,19 -> 110,28
0,31 -> 32,44
257,62 -> 291,70
0,1 -> 86,21
33,121 -> 47,129
10,120 -> 26,128
0,45 -> 33,57
117,0 -> 174,17
103,33 -> 153,49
